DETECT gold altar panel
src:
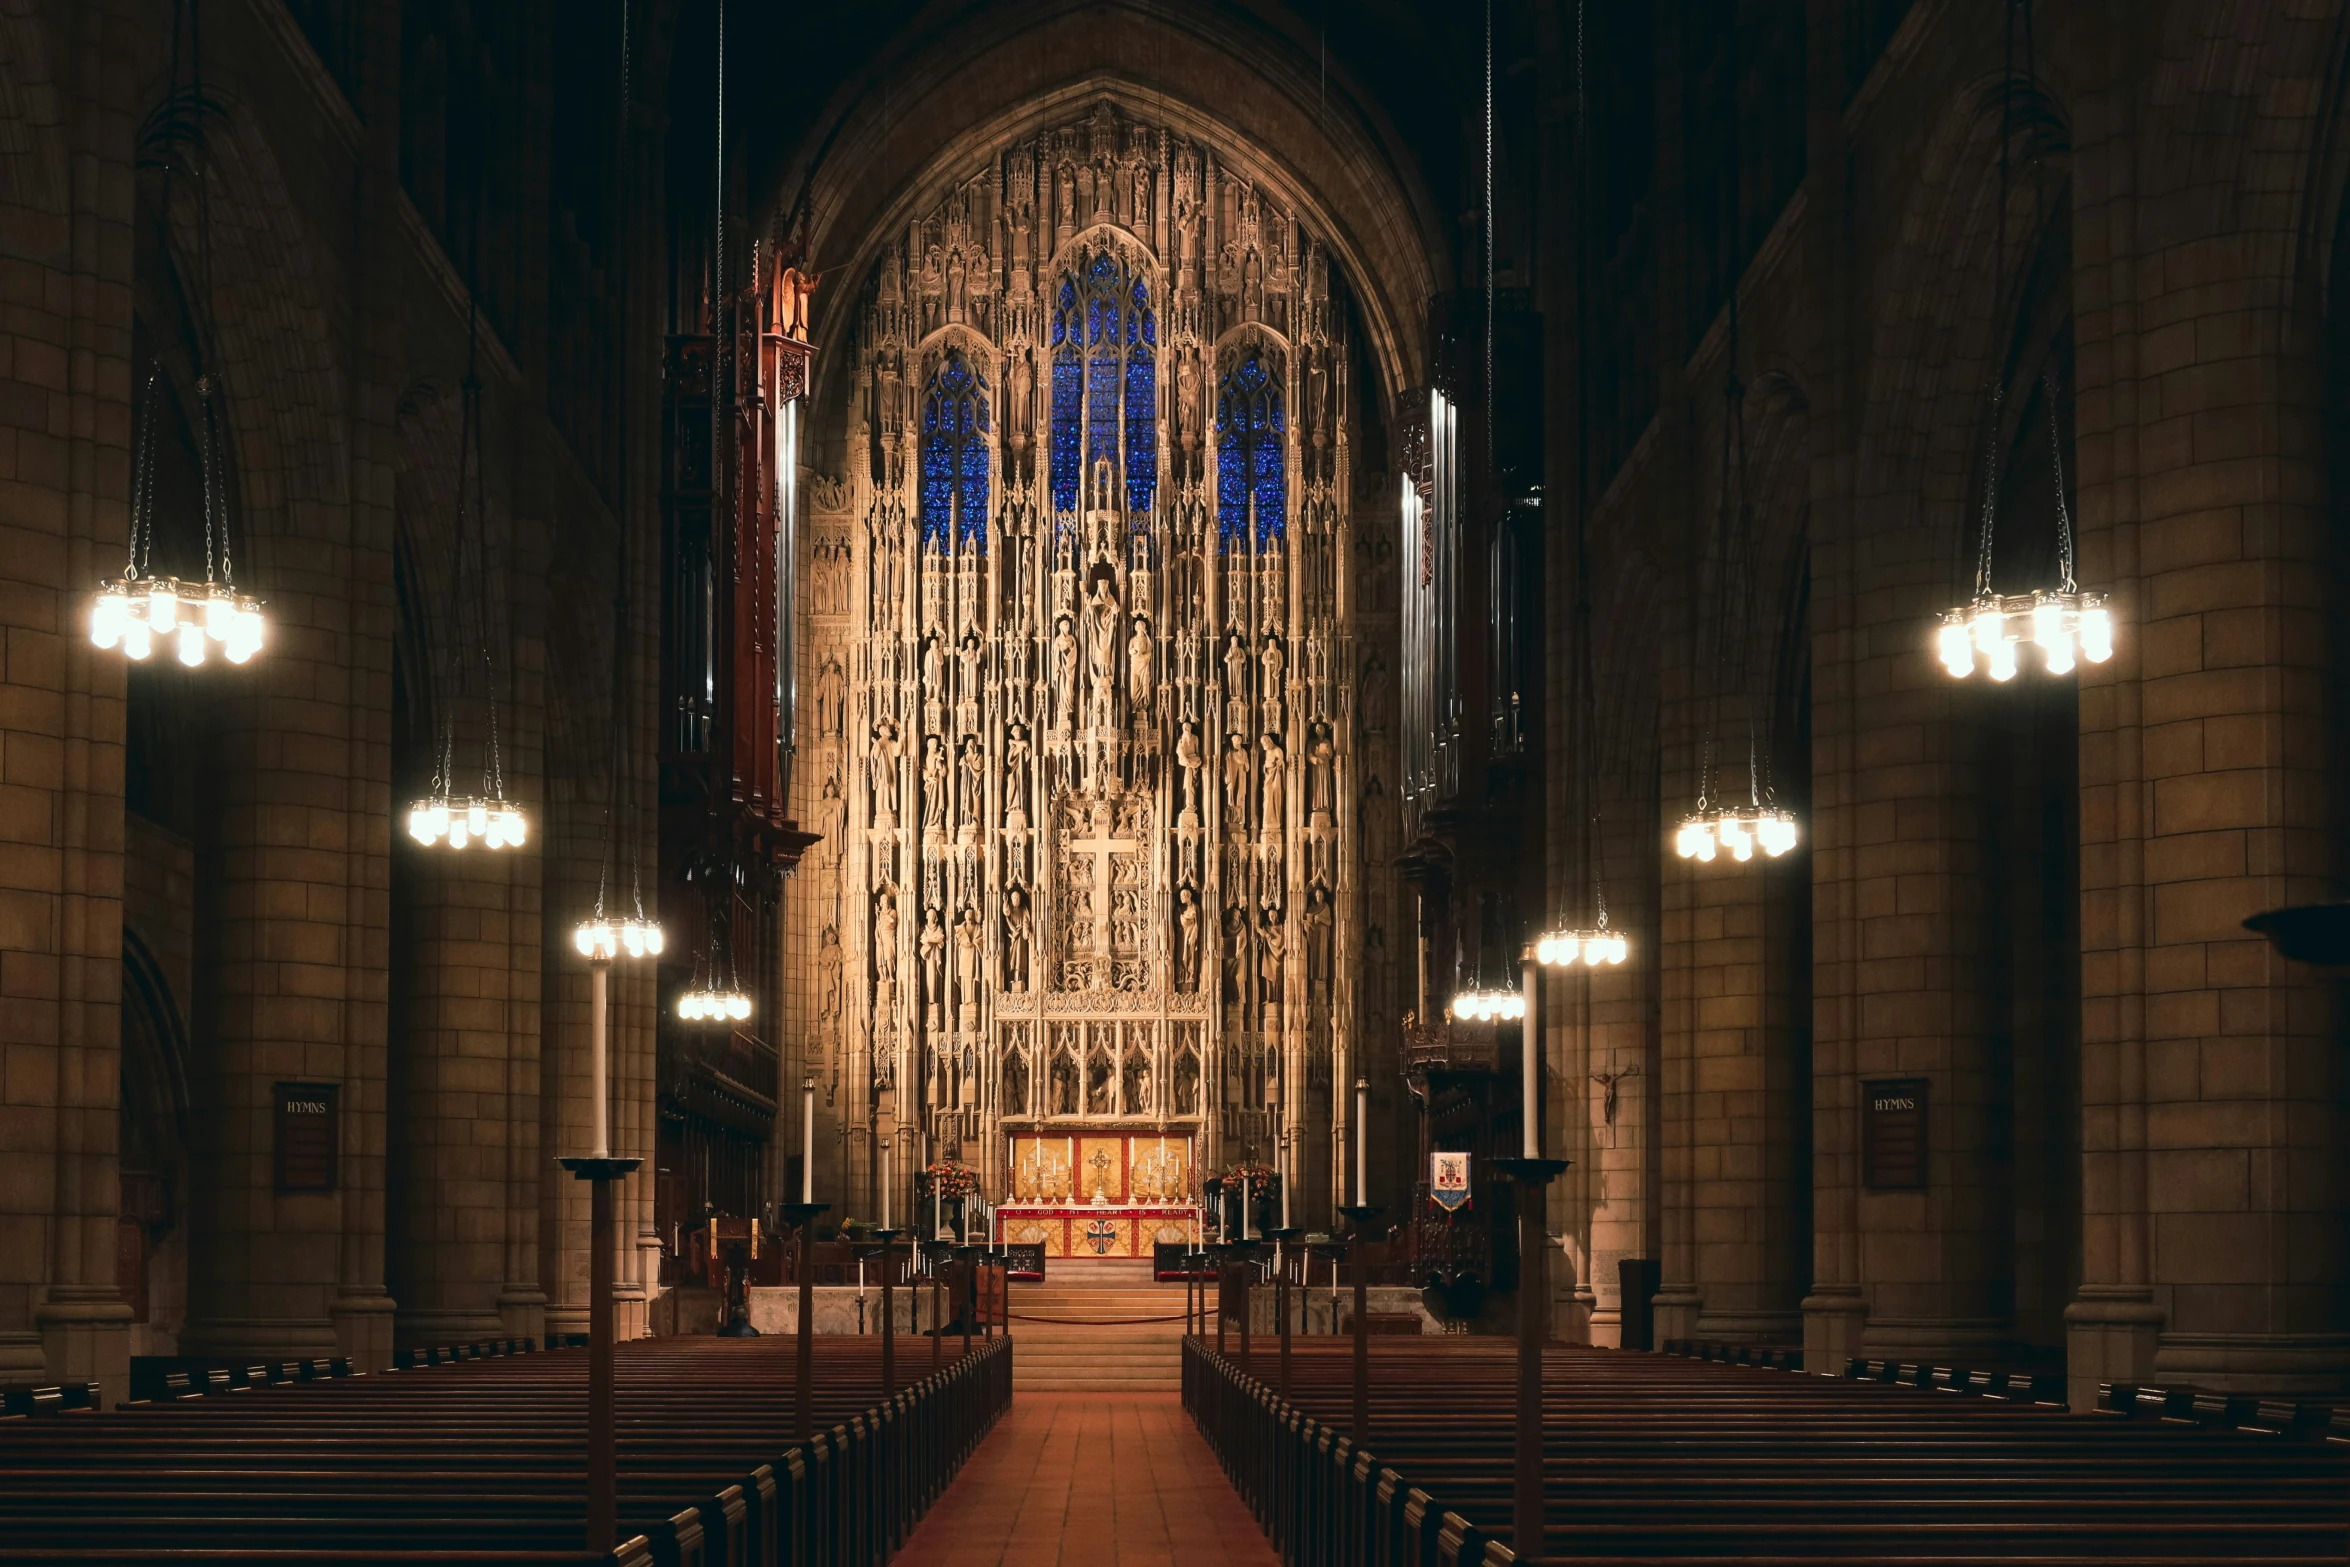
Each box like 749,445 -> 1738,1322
1127,1138 -> 1189,1203
1003,1216 -> 1061,1257
1077,1137 -> 1127,1203
1148,1219 -> 1196,1248
1072,1215 -> 1133,1257
1010,1137 -> 1074,1203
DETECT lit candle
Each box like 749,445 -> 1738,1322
1354,1078 -> 1368,1206
1522,954 -> 1539,1158
801,1078 -> 815,1203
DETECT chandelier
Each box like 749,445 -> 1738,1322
677,878 -> 752,1023
98,54 -> 266,671
1936,10 -> 2107,683
1536,919 -> 1629,967
677,986 -> 752,1023
574,916 -> 664,962
1675,802 -> 1800,863
409,284 -> 525,850
1449,986 -> 1525,1024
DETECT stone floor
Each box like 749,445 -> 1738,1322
893,1392 -> 1277,1566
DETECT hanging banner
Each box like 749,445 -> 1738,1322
1430,1150 -> 1472,1212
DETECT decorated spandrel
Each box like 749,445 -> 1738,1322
793,100 -> 1373,1213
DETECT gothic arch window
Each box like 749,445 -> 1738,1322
919,351 -> 991,553
1048,247 -> 1157,515
1216,347 -> 1286,547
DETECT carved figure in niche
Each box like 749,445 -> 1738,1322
1304,885 -> 1334,1003
1362,775 -> 1389,864
872,881 -> 901,997
1360,653 -> 1389,733
919,905 -> 946,1016
817,923 -> 843,1024
958,736 -> 986,822
953,905 -> 983,1010
1050,1049 -> 1079,1115
922,633 -> 943,696
1004,721 -> 1031,785
1176,886 -> 1202,992
918,737 -> 948,831
1257,909 -> 1285,1008
816,656 -> 846,736
818,771 -> 846,852
1258,732 -> 1286,832
1122,1051 -> 1152,1116
957,632 -> 983,725
1003,1048 -> 1030,1118
1223,633 -> 1249,710
1051,616 -> 1078,730
1006,352 -> 1033,454
1259,634 -> 1286,733
1085,577 -> 1119,729
1308,720 -> 1336,814
1086,1050 -> 1114,1116
1131,164 -> 1150,223
870,720 -> 902,827
1223,731 -> 1251,825
1222,903 -> 1248,1004
1176,355 -> 1202,454
1004,887 -> 1033,992
1127,617 -> 1153,712
1175,722 -> 1203,814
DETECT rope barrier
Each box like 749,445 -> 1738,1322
1007,1312 -> 1193,1326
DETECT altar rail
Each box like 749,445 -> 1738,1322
0,1333 -> 1012,1565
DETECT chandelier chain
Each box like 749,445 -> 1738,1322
2045,365 -> 2075,593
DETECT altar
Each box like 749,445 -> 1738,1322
997,1131 -> 1200,1258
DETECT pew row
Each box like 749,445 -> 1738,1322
1182,1336 -> 2348,1565
0,1333 -> 1011,1566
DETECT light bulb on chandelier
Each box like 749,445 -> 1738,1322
676,987 -> 753,1023
1937,590 -> 2111,681
91,577 -> 267,666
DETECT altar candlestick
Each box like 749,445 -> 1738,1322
1242,1175 -> 1251,1242
1066,1136 -> 1074,1202
1355,1078 -> 1368,1206
588,961 -> 609,1158
933,1182 -> 941,1242
1522,951 -> 1539,1158
1281,1132 -> 1291,1230
882,1143 -> 891,1229
800,1078 -> 815,1203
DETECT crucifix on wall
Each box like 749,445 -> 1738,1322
1066,804 -> 1139,983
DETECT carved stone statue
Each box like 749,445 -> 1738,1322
1259,732 -> 1286,831
953,905 -> 983,1010
817,923 -> 843,1024
1051,616 -> 1078,729
1259,634 -> 1285,734
1175,721 -> 1203,813
1003,887 -> 1033,992
1223,633 -> 1249,711
958,735 -> 986,822
870,720 -> 902,826
1257,913 -> 1285,1007
1223,730 -> 1251,823
919,905 -> 947,1014
921,736 -> 948,830
1085,577 -> 1119,729
872,882 -> 900,994
1308,720 -> 1336,813
1304,886 -> 1334,1002
1127,616 -> 1153,711
1176,885 -> 1202,992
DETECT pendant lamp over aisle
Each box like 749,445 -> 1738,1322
1674,59 -> 1799,869
1933,0 -> 2111,682
94,0 -> 266,669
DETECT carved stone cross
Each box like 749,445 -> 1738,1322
1066,804 -> 1138,978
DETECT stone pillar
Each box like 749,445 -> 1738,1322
2065,1 -> 2342,1404
15,0 -> 139,1407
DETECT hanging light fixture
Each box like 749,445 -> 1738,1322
1448,985 -> 1526,1024
408,209 -> 525,849
1934,0 -> 2107,683
96,5 -> 266,669
572,1 -> 659,972
677,880 -> 752,1023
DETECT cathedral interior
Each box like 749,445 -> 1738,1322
8,0 -> 2350,1559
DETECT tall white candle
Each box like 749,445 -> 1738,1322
1354,1078 -> 1368,1206
588,962 -> 609,1159
1281,1133 -> 1291,1228
800,1078 -> 815,1202
1521,955 -> 1539,1158
934,1181 -> 942,1241
882,1142 -> 892,1229
1241,1174 -> 1251,1242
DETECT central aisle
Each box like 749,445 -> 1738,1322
891,1392 -> 1276,1566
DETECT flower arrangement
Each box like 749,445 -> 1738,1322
1220,1162 -> 1279,1186
920,1163 -> 981,1198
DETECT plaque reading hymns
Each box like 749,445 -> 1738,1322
1863,1078 -> 1928,1190
274,1081 -> 339,1192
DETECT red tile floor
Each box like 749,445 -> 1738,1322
893,1393 -> 1278,1565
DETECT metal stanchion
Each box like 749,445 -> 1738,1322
558,1155 -> 640,1552
1334,1204 -> 1383,1446
1267,1227 -> 1300,1400
778,1201 -> 829,1444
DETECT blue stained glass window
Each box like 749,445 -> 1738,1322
1215,350 -> 1285,548
919,353 -> 990,555
1049,351 -> 1082,511
1045,248 -> 1161,521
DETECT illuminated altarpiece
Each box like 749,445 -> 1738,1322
791,104 -> 1393,1240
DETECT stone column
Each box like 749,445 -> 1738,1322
2065,0 -> 2342,1404
14,0 -> 139,1407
